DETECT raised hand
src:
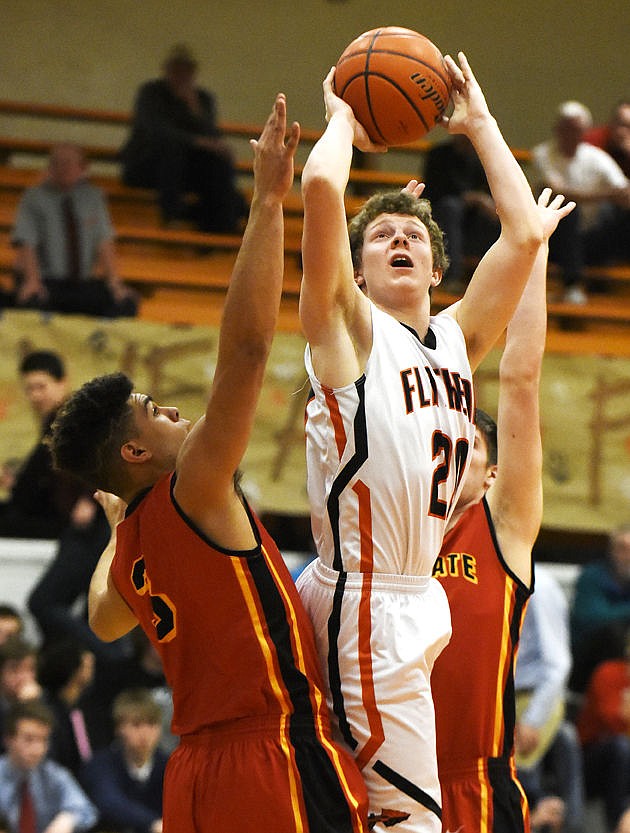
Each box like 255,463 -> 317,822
250,93 -> 300,201
323,67 -> 387,153
441,52 -> 491,136
536,187 -> 576,240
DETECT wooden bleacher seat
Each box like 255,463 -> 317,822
1,99 -> 630,352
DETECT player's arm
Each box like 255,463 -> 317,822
487,190 -> 575,585
300,68 -> 384,388
173,95 -> 299,536
442,53 -> 543,371
88,491 -> 138,641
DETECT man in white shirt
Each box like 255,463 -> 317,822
531,100 -> 630,304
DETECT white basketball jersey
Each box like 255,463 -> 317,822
305,304 -> 475,577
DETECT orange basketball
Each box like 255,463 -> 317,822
333,26 -> 452,146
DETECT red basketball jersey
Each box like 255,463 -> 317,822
431,497 -> 532,767
110,472 -> 335,737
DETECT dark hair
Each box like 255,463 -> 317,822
0,636 -> 37,672
48,372 -> 135,493
348,189 -> 449,273
475,408 -> 498,467
37,639 -> 88,693
0,605 -> 22,624
19,350 -> 65,380
4,700 -> 55,736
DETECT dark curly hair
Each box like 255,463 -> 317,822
348,189 -> 449,274
48,372 -> 135,493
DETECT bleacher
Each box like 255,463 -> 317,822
1,99 -> 630,351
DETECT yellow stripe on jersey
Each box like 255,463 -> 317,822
476,758 -> 490,833
492,577 -> 516,756
231,556 -> 304,833
261,545 -> 368,833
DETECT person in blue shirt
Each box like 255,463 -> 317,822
0,700 -> 97,833
80,688 -> 167,833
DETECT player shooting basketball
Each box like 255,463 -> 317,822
296,50 -> 546,833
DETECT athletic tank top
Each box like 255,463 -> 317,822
432,498 -> 532,767
110,473 -> 332,737
305,305 -> 475,577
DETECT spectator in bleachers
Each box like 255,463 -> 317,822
530,100 -> 630,304
10,142 -> 138,317
37,639 -> 96,777
80,689 -> 167,833
585,100 -> 630,178
577,625 -> 630,832
0,700 -> 97,833
121,43 -> 247,234
0,637 -> 42,753
0,350 -> 75,538
421,134 -> 499,290
0,350 -> 104,541
0,608 -> 23,648
81,629 -> 169,753
515,564 -> 585,833
570,525 -> 630,695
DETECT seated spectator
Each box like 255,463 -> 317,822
80,689 -> 167,833
577,626 -> 630,832
10,142 -> 138,317
422,134 -> 499,289
0,350 -> 103,540
585,100 -> 630,177
570,524 -> 630,694
530,100 -> 630,304
121,43 -> 247,233
515,564 -> 585,833
37,640 -> 96,776
82,629 -> 169,752
0,608 -> 23,648
0,637 -> 42,750
0,700 -> 97,833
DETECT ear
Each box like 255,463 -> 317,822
430,268 -> 443,288
354,270 -> 365,288
120,440 -> 152,464
484,464 -> 498,491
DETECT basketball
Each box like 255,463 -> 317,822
333,26 -> 452,147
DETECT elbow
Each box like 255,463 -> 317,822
301,167 -> 339,203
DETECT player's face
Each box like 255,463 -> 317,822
456,430 -> 495,508
357,213 -> 439,305
129,393 -> 192,468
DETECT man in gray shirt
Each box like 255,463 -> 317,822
11,142 -> 137,317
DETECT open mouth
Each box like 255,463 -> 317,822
390,254 -> 413,268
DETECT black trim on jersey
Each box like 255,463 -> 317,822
481,496 -> 534,595
481,497 -> 532,759
125,485 -> 152,518
170,470 -> 360,832
400,321 -> 437,350
328,571 -> 358,751
245,554 -> 359,832
372,759 -> 442,820
326,376 -> 368,573
324,376 -> 369,751
169,473 -> 261,558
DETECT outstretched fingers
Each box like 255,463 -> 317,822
402,179 -> 426,198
